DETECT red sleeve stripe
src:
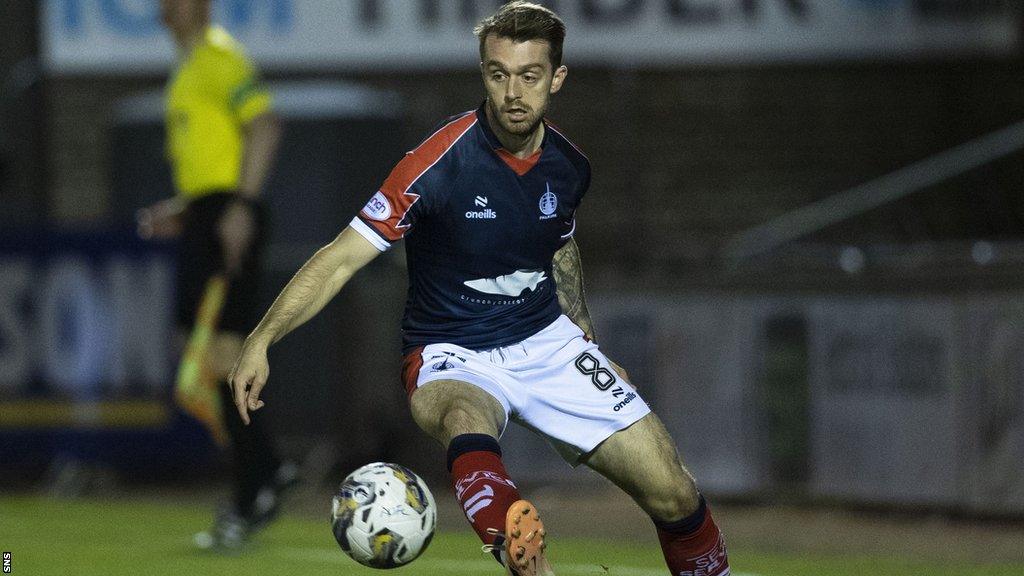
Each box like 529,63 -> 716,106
411,110 -> 475,155
397,111 -> 477,199
362,112 -> 478,242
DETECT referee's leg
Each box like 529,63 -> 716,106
212,332 -> 283,518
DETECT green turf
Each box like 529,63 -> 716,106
2,496 -> 1022,576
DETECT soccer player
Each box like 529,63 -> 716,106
137,0 -> 296,551
229,2 -> 730,575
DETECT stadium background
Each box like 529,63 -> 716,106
2,1 -> 1024,574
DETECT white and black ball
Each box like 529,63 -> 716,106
331,462 -> 437,568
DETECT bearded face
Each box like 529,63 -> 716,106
480,35 -> 567,143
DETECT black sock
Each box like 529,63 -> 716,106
218,383 -> 281,517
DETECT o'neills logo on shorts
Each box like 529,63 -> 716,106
613,392 -> 637,412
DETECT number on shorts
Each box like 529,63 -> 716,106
574,352 -> 616,390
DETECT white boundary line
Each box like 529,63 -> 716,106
275,546 -> 760,576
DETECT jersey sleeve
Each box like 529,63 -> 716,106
198,43 -> 272,125
557,158 -> 590,246
578,158 -> 592,202
350,152 -> 435,252
350,112 -> 477,252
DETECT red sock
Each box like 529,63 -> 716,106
655,497 -> 730,576
448,437 -> 521,548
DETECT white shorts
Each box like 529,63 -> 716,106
402,315 -> 651,464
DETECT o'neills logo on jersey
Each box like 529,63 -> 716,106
465,208 -> 497,219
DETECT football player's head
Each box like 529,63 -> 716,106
476,2 -> 568,139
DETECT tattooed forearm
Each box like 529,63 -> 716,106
552,238 -> 596,341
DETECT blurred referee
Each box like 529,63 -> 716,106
138,0 -> 295,551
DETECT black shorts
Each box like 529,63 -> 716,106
176,192 -> 268,335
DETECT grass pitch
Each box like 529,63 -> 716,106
2,495 -> 1022,576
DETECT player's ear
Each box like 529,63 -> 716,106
550,65 -> 568,95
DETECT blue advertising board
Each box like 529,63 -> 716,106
0,230 -> 215,475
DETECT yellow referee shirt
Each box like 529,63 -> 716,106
166,26 -> 272,198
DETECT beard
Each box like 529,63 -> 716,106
487,97 -> 546,138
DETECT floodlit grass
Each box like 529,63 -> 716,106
2,496 -> 1022,576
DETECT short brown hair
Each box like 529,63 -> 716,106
474,1 -> 566,69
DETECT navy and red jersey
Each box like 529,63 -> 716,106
350,103 -> 591,352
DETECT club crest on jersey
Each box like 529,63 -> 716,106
539,182 -> 557,220
361,191 -> 392,221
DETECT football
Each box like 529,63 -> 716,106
331,462 -> 437,568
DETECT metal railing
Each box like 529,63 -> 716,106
721,119 -> 1024,264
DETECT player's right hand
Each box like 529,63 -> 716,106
228,338 -> 270,425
